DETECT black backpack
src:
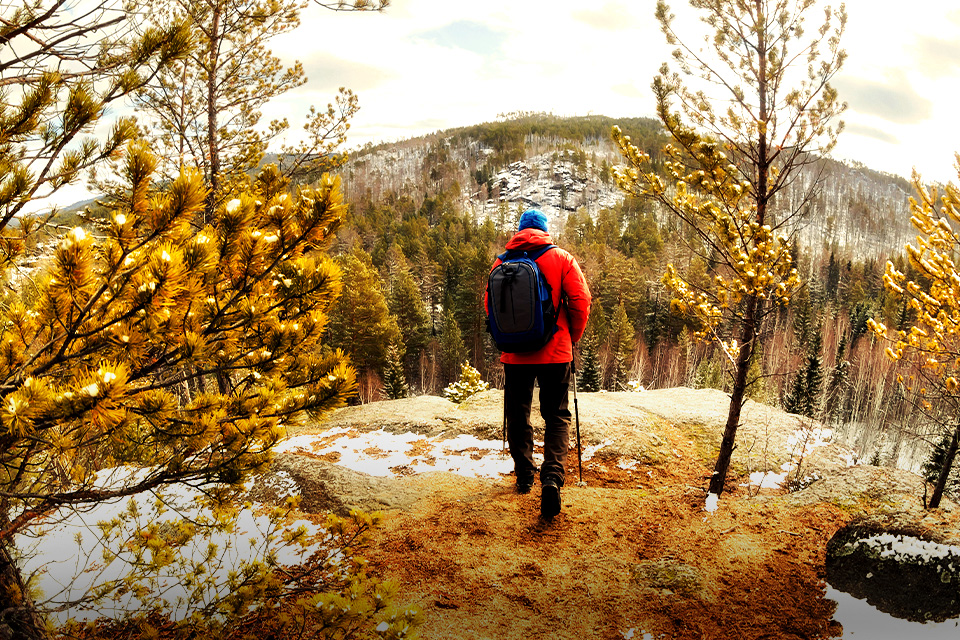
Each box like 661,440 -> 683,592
485,245 -> 558,353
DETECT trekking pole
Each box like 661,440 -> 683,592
502,391 -> 507,453
572,353 -> 584,486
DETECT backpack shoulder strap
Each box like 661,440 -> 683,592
529,244 -> 556,261
497,244 -> 555,263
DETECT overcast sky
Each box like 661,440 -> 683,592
263,0 -> 960,185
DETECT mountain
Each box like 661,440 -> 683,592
340,113 -> 917,262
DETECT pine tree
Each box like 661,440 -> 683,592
923,430 -> 960,502
614,0 -> 846,496
382,342 -> 409,399
0,7 -> 189,637
0,145 -> 357,638
439,307 -> 467,386
388,267 -> 432,364
823,334 -> 851,423
871,162 -> 960,508
132,0 -> 385,219
606,301 -> 635,389
326,247 -> 401,377
826,252 -> 841,301
784,330 -> 824,419
792,288 -> 814,351
442,361 -> 489,403
0,3 -> 190,225
612,351 -> 628,391
745,339 -> 767,403
578,332 -> 603,392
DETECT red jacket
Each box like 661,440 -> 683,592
486,228 -> 591,364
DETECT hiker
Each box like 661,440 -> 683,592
485,209 -> 591,519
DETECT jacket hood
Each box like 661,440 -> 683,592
505,228 -> 553,251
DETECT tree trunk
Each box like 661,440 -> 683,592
708,293 -> 760,496
0,542 -> 49,640
205,5 -> 221,224
930,423 -> 960,509
706,0 -> 771,497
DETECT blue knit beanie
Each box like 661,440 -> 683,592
518,208 -> 548,233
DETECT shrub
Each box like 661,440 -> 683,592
442,362 -> 489,403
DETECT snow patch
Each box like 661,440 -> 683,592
787,426 -> 833,457
704,492 -> 719,513
278,428 -> 514,478
746,470 -> 788,489
18,479 -> 322,624
851,533 -> 960,564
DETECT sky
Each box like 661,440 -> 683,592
262,0 -> 960,185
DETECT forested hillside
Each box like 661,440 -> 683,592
315,113 -> 950,490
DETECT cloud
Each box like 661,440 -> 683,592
413,20 -> 508,56
834,74 -> 932,124
912,37 -> 960,77
843,122 -> 899,145
301,55 -> 392,93
572,2 -> 641,31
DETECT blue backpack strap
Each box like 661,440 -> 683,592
529,244 -> 556,260
499,244 -> 555,262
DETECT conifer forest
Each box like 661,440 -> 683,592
4,0 -> 960,638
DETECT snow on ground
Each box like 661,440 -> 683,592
787,426 -> 834,457
746,470 -> 790,489
704,493 -> 719,513
740,424 -> 850,491
18,471 -> 326,624
16,422 -> 871,626
277,428 -> 520,477
23,427 -> 618,623
850,533 -> 960,565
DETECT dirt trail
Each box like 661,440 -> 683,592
278,390 -> 960,640
367,429 -> 847,639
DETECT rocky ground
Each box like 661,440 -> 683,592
252,388 -> 960,639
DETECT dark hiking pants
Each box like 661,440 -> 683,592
504,362 -> 571,487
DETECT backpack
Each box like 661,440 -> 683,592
486,245 -> 559,353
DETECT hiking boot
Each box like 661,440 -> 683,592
541,479 -> 561,519
516,473 -> 536,494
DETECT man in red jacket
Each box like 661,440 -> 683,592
487,209 -> 591,519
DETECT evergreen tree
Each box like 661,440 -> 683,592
0,7 -> 185,636
872,163 -> 960,508
849,301 -> 872,345
388,267 -> 431,364
0,2 -> 190,225
745,339 -> 767,403
823,335 -> 851,423
792,288 -> 814,351
606,301 -> 635,389
439,306 -> 466,385
826,251 -> 841,301
923,430 -> 960,502
382,342 -> 409,399
578,332 -> 603,392
784,330 -> 825,418
0,147 -> 357,638
133,0 -> 385,218
611,351 -> 628,391
442,362 -> 489,403
614,0 -> 846,495
326,247 -> 401,378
